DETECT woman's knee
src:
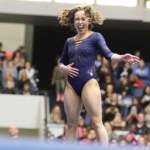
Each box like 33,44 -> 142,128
91,118 -> 103,128
67,119 -> 78,129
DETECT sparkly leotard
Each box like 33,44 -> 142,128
58,32 -> 114,97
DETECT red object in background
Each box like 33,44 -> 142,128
135,79 -> 144,88
4,51 -> 14,58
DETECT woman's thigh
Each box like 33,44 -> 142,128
81,79 -> 102,122
64,82 -> 83,122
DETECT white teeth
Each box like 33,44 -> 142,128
78,26 -> 84,29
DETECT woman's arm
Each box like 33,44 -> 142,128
58,40 -> 79,78
111,53 -> 140,63
95,33 -> 140,63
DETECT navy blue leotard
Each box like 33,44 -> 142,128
58,32 -> 114,97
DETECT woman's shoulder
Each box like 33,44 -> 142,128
66,37 -> 74,43
93,32 -> 104,39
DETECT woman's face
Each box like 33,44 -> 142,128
145,86 -> 150,94
53,106 -> 61,114
122,77 -> 128,85
78,118 -> 84,127
107,84 -> 113,93
8,61 -> 13,68
5,72 -> 11,78
111,93 -> 118,102
21,72 -> 27,79
139,60 -> 145,68
133,98 -> 138,105
16,52 -> 21,58
124,63 -> 130,69
88,130 -> 96,140
74,11 -> 90,34
25,62 -> 31,69
126,135 -> 133,143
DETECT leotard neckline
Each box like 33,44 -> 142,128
73,32 -> 95,42
73,32 -> 95,49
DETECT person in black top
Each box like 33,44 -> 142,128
135,113 -> 149,135
0,42 -> 5,61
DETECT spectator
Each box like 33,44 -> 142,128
103,94 -> 120,122
2,60 -> 18,79
111,92 -> 121,108
77,127 -> 88,142
78,118 -> 85,138
130,97 -> 140,113
94,54 -> 102,75
2,71 -> 13,88
104,122 -> 118,142
146,132 -> 150,147
117,76 -> 132,96
3,51 -> 14,68
141,85 -> 150,108
98,57 -> 111,83
9,125 -> 19,139
110,112 -> 126,130
105,102 -> 120,115
101,57 -> 111,71
135,113 -> 149,135
109,139 -> 118,147
102,84 -> 114,110
2,79 -> 16,94
51,57 -> 67,102
137,136 -> 146,148
13,51 -> 25,72
14,46 -> 28,61
132,59 -> 149,78
0,43 -> 4,81
0,42 -> 5,61
126,106 -> 138,127
131,50 -> 141,69
111,62 -> 122,84
50,114 -> 61,124
101,75 -> 113,91
0,57 -> 3,82
22,83 -> 33,95
119,139 -> 127,146
19,62 -> 36,89
57,124 -> 67,141
129,125 -> 136,136
50,105 -> 64,123
145,104 -> 150,128
129,74 -> 144,88
121,133 -> 137,146
120,63 -> 132,81
18,71 -> 30,90
81,128 -> 96,145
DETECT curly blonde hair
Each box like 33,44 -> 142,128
57,5 -> 105,32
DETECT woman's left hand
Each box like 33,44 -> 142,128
121,54 -> 140,64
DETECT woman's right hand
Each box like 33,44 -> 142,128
63,63 -> 79,78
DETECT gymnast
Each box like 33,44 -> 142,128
57,5 -> 140,145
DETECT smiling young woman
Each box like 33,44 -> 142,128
57,5 -> 140,145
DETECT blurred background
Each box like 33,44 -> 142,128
0,0 -> 150,147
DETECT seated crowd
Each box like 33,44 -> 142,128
0,42 -> 37,95
50,50 -> 150,147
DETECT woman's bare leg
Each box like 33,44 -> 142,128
64,82 -> 83,140
82,79 -> 108,145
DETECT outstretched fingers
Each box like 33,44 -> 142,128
132,56 -> 140,62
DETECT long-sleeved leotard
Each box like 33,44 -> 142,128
58,32 -> 114,97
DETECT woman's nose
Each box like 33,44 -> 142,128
78,19 -> 82,23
